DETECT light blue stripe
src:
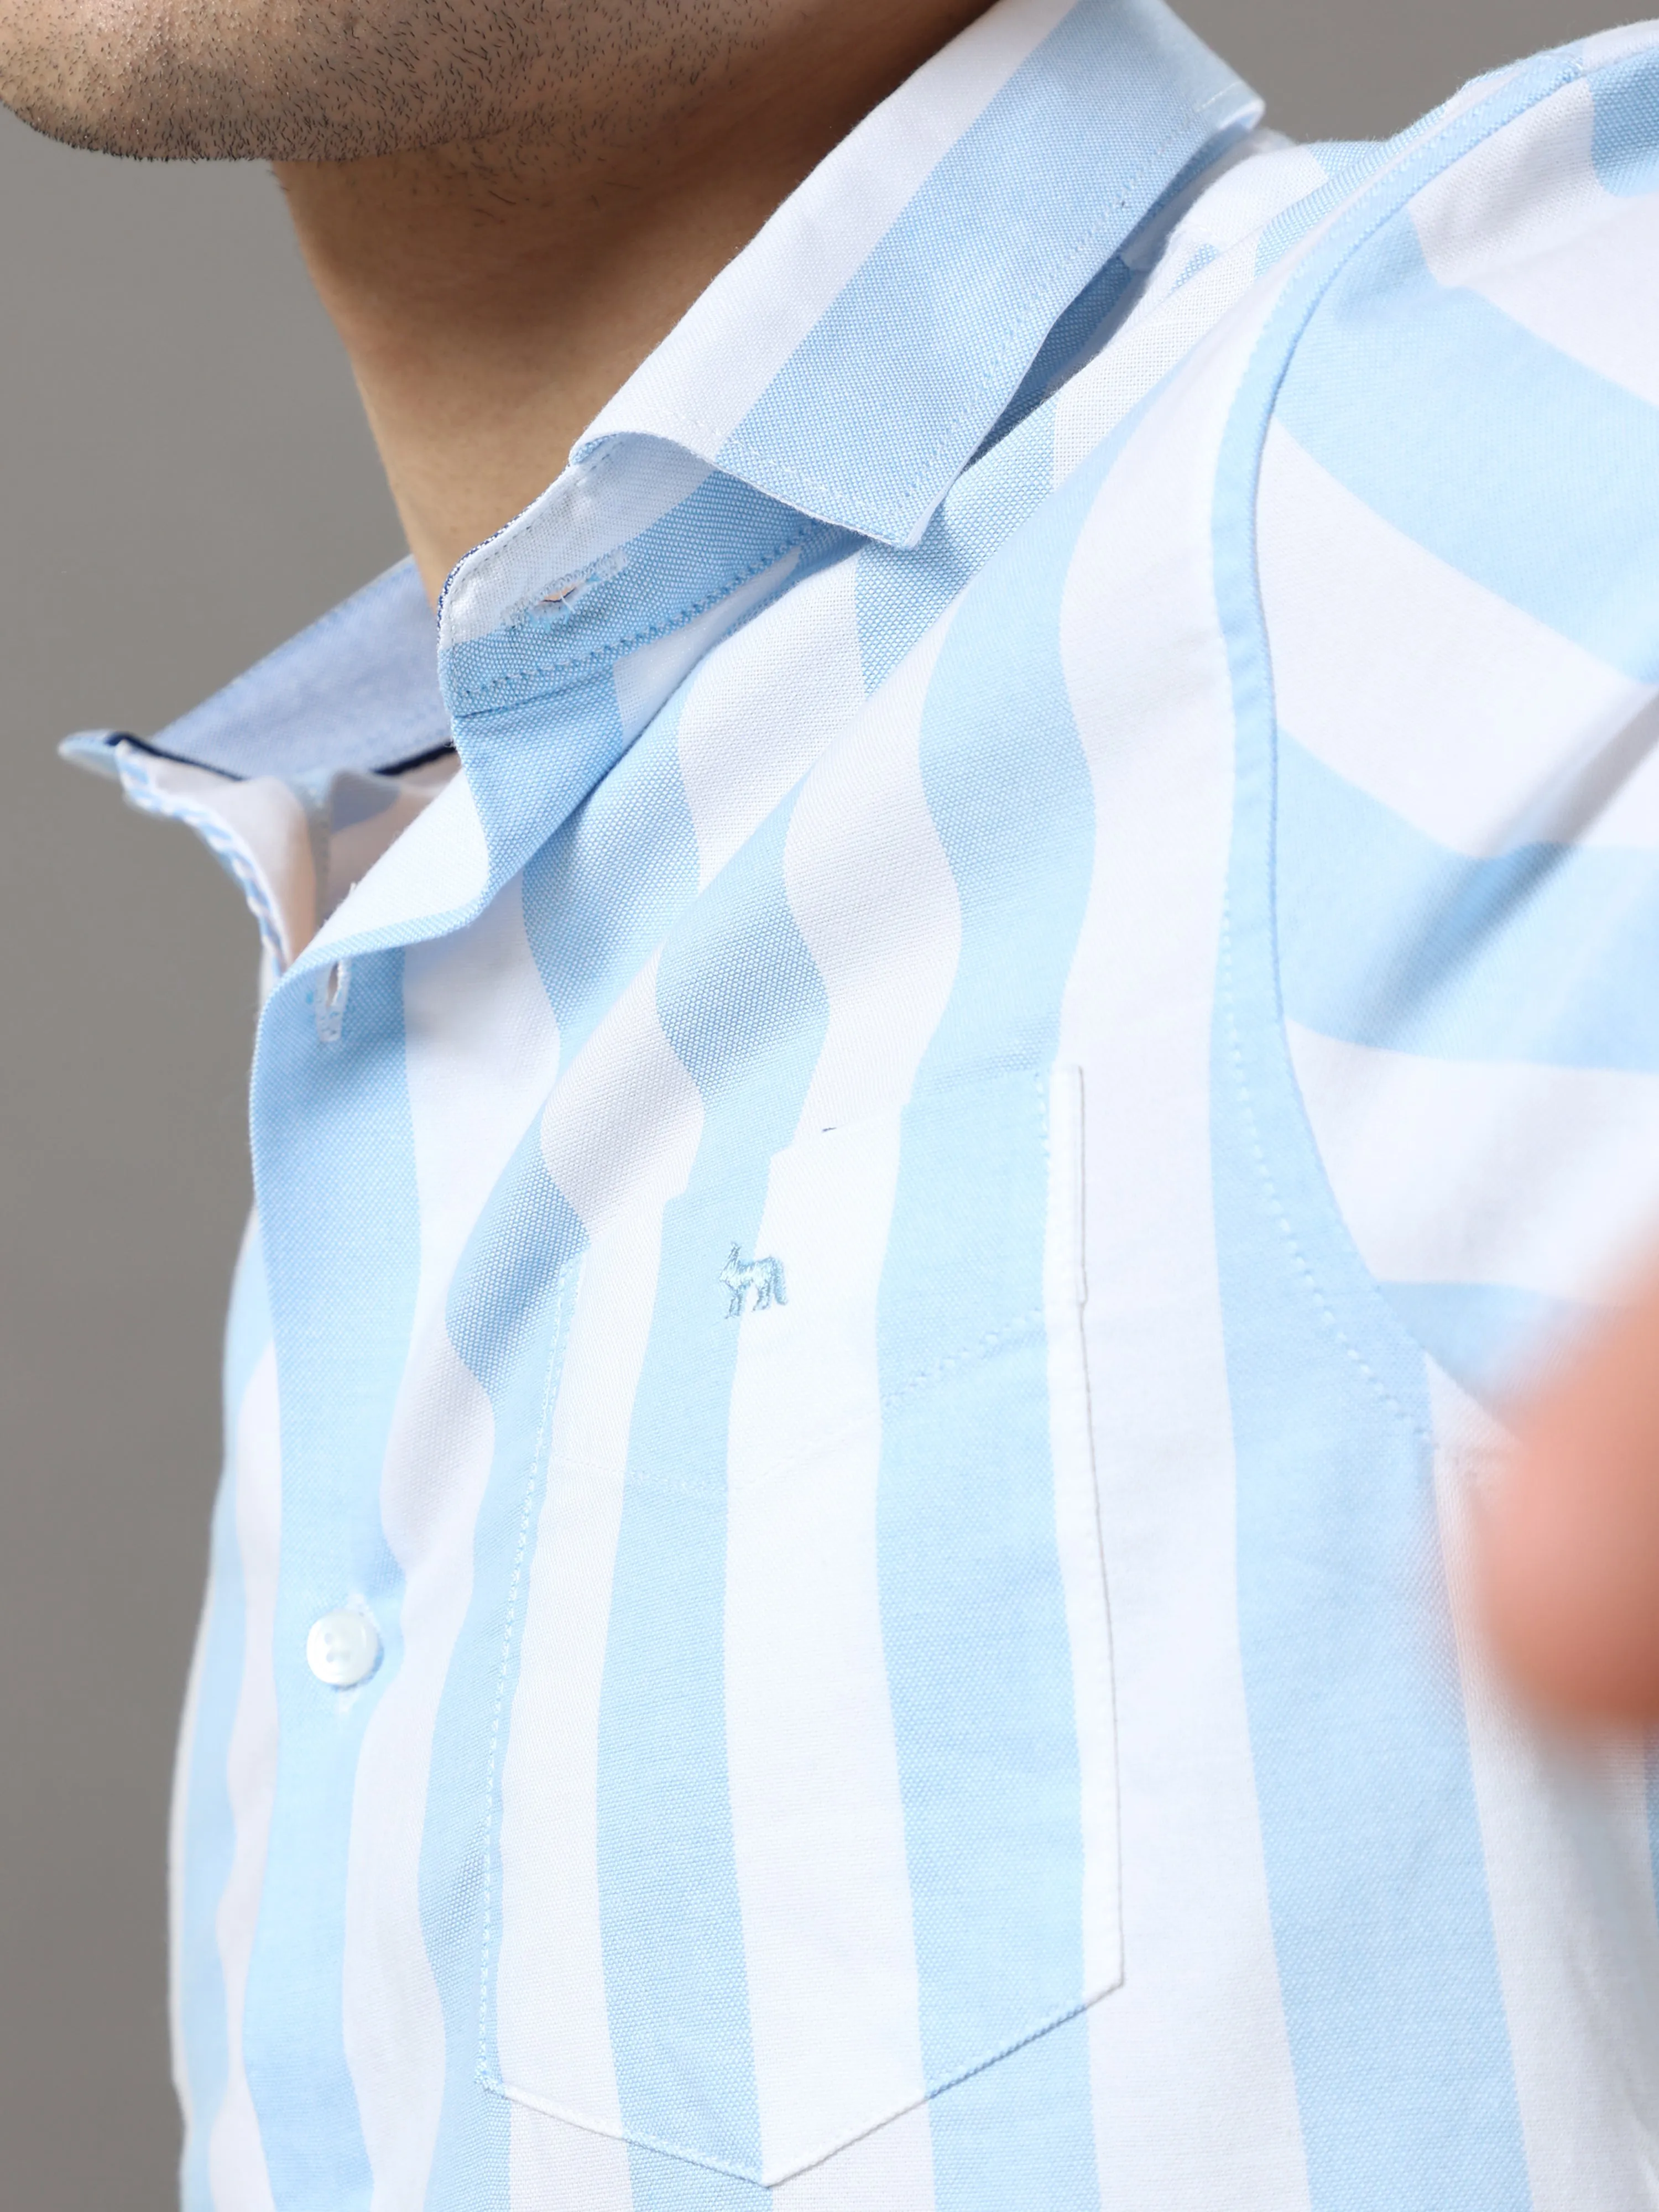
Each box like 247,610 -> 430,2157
436,485 -> 844,942
1589,45 -> 1659,196
1211,1044 -> 1527,2207
718,0 -> 1251,544
241,950 -> 422,2205
915,2019 -> 1099,2205
907,415 -> 1115,1085
1210,84 -> 1551,2200
521,682 -> 700,1065
1275,202 -> 1659,683
1381,1280 -> 1598,1406
179,1224 -> 272,2211
878,1079 -> 1078,2125
597,799 -> 829,2192
855,399 -> 1061,696
223,1216 -> 274,1416
877,427 -> 1111,2209
422,1130 -> 589,2210
973,252 -> 1139,459
1278,733 -> 1659,1070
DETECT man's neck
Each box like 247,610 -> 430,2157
275,0 -> 984,605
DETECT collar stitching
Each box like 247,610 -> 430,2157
445,518 -> 828,711
625,76 -> 1255,540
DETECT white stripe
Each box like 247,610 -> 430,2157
720,615 -> 966,2188
583,0 -> 1077,461
343,882 -> 562,2210
496,943 -> 702,2152
323,759 -> 460,923
1053,144 -> 1329,484
612,546 -> 804,747
494,1235 -> 647,2143
771,2103 -> 936,2211
310,766 -> 491,960
1043,1065 -> 1121,2000
1129,140 -> 1329,314
1056,316 -> 1310,2209
508,2100 -> 634,2211
1063,65 -> 1556,503
497,1050 -> 701,2151
675,554 -> 867,889
1583,21 -> 1659,67
1259,423 -> 1657,855
346,1339 -> 492,2208
1411,75 -> 1659,414
1054,245 -> 1255,484
726,1105 -> 925,2185
540,953 -> 705,1239
169,1553 -> 215,2143
1287,1021 -> 1659,1305
788,619 -> 959,1138
1427,1364 -> 1659,2208
207,1343 -> 281,2212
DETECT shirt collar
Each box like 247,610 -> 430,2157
77,0 -> 1256,782
103,559 -> 451,782
574,0 -> 1257,546
440,0 -> 1258,648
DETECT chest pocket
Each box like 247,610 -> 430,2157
483,1065 -> 1121,2187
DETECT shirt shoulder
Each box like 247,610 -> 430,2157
1261,24 -> 1659,711
1253,25 -> 1659,1405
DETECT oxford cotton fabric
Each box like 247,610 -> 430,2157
66,1 -> 1659,2204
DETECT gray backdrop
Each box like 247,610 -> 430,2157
0,1 -> 1628,2200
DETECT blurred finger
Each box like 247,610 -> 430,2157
1482,1262 -> 1659,1722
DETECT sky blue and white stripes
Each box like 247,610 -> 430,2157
66,4 -> 1659,2204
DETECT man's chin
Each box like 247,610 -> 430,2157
0,1 -> 738,168
0,0 -> 444,162
0,91 -> 228,163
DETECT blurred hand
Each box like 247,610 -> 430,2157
1483,1264 -> 1659,1723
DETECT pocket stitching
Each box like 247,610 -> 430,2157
482,1971 -> 1124,2187
478,1065 -> 1120,2177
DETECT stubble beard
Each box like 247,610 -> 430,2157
0,0 -> 754,162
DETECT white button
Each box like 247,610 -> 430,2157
306,1608 -> 380,1688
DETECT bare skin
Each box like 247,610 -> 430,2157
0,0 -> 982,594
270,5 -> 983,597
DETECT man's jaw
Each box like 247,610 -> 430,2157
0,0 -> 687,163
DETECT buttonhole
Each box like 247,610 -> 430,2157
315,957 -> 351,1045
537,548 -> 628,617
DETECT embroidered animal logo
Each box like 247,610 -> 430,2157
721,1244 -> 787,1319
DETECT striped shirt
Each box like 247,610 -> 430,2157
66,2 -> 1659,2204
